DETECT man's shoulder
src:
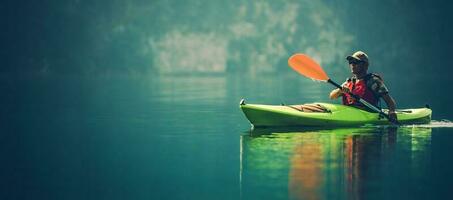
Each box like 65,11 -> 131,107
367,73 -> 385,83
366,73 -> 389,95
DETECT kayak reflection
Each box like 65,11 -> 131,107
240,126 -> 432,200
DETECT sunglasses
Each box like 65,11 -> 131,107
348,60 -> 364,65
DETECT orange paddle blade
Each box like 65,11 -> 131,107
288,54 -> 329,81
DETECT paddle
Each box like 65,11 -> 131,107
288,53 -> 396,124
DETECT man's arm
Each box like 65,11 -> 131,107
381,93 -> 398,122
330,81 -> 349,99
329,88 -> 342,99
381,93 -> 396,112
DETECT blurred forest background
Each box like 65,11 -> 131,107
2,0 -> 452,79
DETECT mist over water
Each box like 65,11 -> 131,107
2,0 -> 453,199
4,0 -> 452,78
3,0 -> 453,114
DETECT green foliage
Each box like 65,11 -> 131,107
2,0 -> 452,77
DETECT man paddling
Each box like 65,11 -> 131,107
329,51 -> 398,123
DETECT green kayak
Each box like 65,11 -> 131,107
239,99 -> 432,127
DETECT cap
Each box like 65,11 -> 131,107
346,51 -> 369,63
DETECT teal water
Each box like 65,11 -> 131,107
3,0 -> 453,199
2,74 -> 453,200
242,127 -> 449,200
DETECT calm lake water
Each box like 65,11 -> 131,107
2,74 -> 453,200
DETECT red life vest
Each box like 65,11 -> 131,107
342,75 -> 379,108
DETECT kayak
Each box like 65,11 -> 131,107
239,99 -> 432,127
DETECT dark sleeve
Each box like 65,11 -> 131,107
369,77 -> 389,96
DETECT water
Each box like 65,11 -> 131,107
242,126 -> 452,200
2,74 -> 453,200
3,0 -> 453,199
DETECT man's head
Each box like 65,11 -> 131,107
346,51 -> 369,76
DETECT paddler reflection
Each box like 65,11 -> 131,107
288,127 -> 401,200
240,127 -> 432,200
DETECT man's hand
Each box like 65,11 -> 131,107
388,111 -> 398,124
330,86 -> 350,99
340,86 -> 350,94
